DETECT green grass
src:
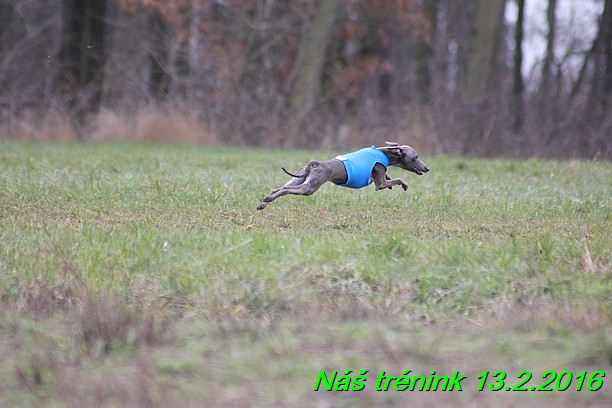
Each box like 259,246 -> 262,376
0,141 -> 610,407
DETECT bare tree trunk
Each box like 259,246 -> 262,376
0,3 -> 13,55
61,0 -> 107,135
102,4 -> 150,109
590,0 -> 612,120
416,0 -> 438,104
554,0 -> 611,157
540,0 -> 557,124
605,0 -> 612,98
288,0 -> 339,145
149,13 -> 170,100
512,0 -> 525,133
583,0 -> 612,155
464,0 -> 506,103
462,0 -> 506,154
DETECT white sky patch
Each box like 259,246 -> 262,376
505,0 -> 603,84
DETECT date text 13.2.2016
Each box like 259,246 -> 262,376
476,370 -> 605,392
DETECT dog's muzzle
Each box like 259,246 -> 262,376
415,166 -> 429,175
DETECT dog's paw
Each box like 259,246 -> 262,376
401,183 -> 408,191
256,203 -> 267,210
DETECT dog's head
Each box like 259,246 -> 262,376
380,142 -> 430,175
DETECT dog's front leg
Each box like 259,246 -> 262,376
372,164 -> 408,191
387,178 -> 408,191
375,178 -> 408,191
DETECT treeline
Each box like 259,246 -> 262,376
0,0 -> 610,158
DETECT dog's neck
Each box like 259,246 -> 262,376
376,147 -> 403,167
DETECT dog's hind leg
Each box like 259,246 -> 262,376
257,161 -> 330,210
257,163 -> 310,210
268,164 -> 309,195
264,180 -> 323,201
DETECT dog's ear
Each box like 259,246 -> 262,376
386,145 -> 406,158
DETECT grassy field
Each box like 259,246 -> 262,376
0,141 -> 610,407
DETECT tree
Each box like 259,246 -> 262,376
586,0 -> 612,123
0,0 -> 606,157
539,0 -> 557,124
566,0 -> 612,155
463,0 -> 507,103
288,0 -> 340,144
61,0 -> 107,130
512,0 -> 525,133
416,0 -> 438,104
462,0 -> 507,154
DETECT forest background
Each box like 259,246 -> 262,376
0,0 -> 610,158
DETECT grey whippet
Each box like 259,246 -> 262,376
257,142 -> 429,210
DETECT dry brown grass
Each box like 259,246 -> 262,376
1,104 -> 446,153
323,105 -> 440,155
7,111 -> 79,142
0,108 -> 218,145
89,108 -> 217,144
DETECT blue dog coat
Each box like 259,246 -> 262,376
334,146 -> 390,189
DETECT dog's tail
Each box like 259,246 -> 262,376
282,167 -> 306,178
